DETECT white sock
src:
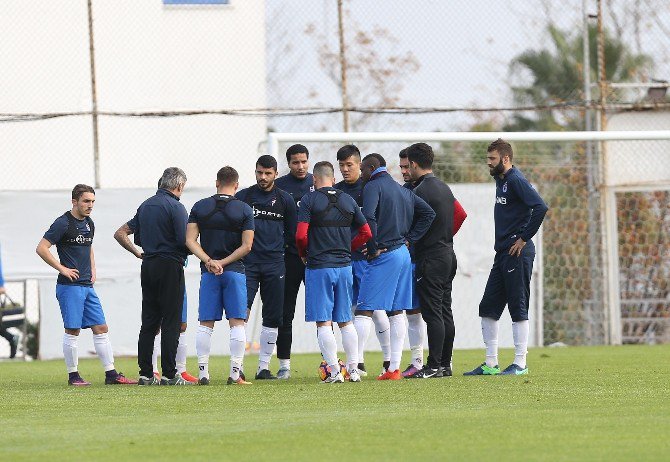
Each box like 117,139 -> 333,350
63,333 -> 79,373
152,334 -> 160,374
196,325 -> 213,379
229,325 -> 246,381
512,320 -> 529,369
388,314 -> 406,371
481,317 -> 499,367
93,333 -> 115,372
317,326 -> 339,377
353,315 -> 372,365
279,358 -> 290,371
406,313 -> 425,368
339,324 -> 358,371
258,326 -> 278,372
176,332 -> 188,374
372,310 -> 391,362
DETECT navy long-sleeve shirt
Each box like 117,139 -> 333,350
494,166 -> 548,252
275,172 -> 314,255
188,194 -> 254,274
362,170 -> 435,254
236,185 -> 296,264
335,178 -> 365,261
128,189 -> 189,264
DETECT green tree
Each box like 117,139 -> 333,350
505,24 -> 652,131
435,24 -> 658,345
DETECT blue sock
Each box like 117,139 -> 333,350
105,369 -> 118,378
68,371 -> 79,379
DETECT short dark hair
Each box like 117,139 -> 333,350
487,138 -> 514,160
256,155 -> 278,171
398,147 -> 408,159
72,184 -> 95,200
406,143 -> 434,169
217,166 -> 239,186
362,153 -> 386,167
313,161 -> 335,178
286,144 -> 309,163
336,144 -> 361,162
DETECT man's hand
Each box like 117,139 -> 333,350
206,259 -> 224,275
301,256 -> 307,265
91,271 -> 97,284
509,238 -> 526,257
60,267 -> 80,282
0,286 -> 6,295
367,248 -> 387,261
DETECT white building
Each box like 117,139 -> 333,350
0,0 -> 267,189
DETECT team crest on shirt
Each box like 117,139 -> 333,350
310,185 -> 315,192
271,198 -> 277,206
502,182 -> 508,193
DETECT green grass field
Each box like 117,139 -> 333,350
1,345 -> 668,461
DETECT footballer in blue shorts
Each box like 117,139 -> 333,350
186,167 -> 254,385
296,161 -> 371,383
336,144 -> 391,377
355,154 -> 434,380
36,184 -> 136,386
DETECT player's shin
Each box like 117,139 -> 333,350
196,325 -> 213,379
229,325 -> 246,381
176,332 -> 188,374
339,324 -> 358,372
353,315 -> 372,365
93,333 -> 115,372
388,314 -> 406,372
152,333 -> 160,376
63,333 -> 79,373
372,310 -> 391,363
512,320 -> 529,369
258,326 -> 278,373
406,313 -> 425,368
481,317 -> 499,367
317,325 -> 339,376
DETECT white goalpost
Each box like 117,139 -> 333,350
268,129 -> 670,348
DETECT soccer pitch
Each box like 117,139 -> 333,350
1,345 -> 668,461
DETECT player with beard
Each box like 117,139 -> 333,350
465,139 -> 548,376
236,155 -> 296,379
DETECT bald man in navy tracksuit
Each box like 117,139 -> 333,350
354,153 -> 435,380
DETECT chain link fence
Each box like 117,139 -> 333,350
1,1 -> 669,346
2,1 -> 669,189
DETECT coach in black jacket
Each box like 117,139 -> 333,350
406,143 -> 467,377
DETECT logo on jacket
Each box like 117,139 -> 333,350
502,182 -> 508,193
496,197 -> 507,205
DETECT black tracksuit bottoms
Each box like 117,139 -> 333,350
277,252 -> 305,360
138,257 -> 185,379
415,247 -> 457,369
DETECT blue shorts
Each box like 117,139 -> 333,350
198,271 -> 248,321
351,259 -> 368,306
479,241 -> 535,322
357,246 -> 412,312
56,284 -> 106,329
305,266 -> 353,323
182,292 -> 188,324
410,263 -> 419,310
